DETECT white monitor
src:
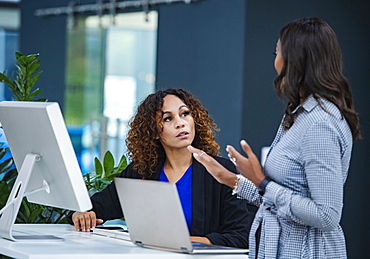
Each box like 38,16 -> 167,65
0,101 -> 92,242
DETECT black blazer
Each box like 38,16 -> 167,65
69,156 -> 256,248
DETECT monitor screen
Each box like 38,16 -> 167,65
0,101 -> 92,241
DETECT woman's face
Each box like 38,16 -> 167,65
274,39 -> 284,74
156,94 -> 195,152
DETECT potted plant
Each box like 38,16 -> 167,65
84,150 -> 128,195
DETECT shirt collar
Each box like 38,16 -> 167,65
292,95 -> 318,114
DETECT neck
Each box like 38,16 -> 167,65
299,88 -> 306,104
163,148 -> 192,183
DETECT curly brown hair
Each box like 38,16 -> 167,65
126,89 -> 219,178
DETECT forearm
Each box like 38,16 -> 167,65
264,181 -> 343,231
219,171 -> 239,189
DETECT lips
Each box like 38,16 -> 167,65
176,131 -> 189,138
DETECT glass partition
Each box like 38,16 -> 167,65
65,12 -> 157,173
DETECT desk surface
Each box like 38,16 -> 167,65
0,224 -> 248,259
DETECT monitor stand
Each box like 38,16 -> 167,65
0,153 -> 64,242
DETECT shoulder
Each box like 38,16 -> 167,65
301,96 -> 342,122
297,96 -> 351,137
308,98 -> 350,133
118,161 -> 161,180
118,163 -> 142,179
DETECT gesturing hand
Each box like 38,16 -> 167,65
226,140 -> 264,188
187,145 -> 238,189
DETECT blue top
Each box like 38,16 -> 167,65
158,164 -> 193,232
236,95 -> 352,258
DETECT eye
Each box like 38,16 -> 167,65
181,110 -> 190,117
163,116 -> 172,122
273,52 -> 277,56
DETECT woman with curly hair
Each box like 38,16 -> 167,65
69,88 -> 254,248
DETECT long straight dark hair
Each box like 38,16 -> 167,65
274,17 -> 361,140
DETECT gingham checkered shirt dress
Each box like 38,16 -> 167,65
237,95 -> 352,258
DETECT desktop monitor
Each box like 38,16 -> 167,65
0,101 -> 92,241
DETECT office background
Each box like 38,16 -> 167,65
1,0 -> 369,258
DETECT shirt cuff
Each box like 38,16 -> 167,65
262,181 -> 283,204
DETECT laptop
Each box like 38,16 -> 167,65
91,225 -> 130,241
114,177 -> 249,254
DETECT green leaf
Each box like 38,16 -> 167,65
28,72 -> 42,89
21,198 -> 31,219
13,78 -> 23,93
0,158 -> 14,173
103,151 -> 114,178
15,51 -> 23,59
0,181 -> 10,208
104,172 -> 120,182
27,59 -> 40,75
0,73 -> 13,86
30,207 -> 44,223
16,55 -> 26,65
35,98 -> 48,102
115,155 -> 127,174
2,168 -> 18,182
25,53 -> 40,60
94,157 -> 103,177
28,88 -> 42,100
13,93 -> 23,101
0,146 -> 8,160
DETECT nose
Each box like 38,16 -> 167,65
174,116 -> 185,129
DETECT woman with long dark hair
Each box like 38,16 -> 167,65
189,18 -> 360,258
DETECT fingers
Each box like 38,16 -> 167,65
190,236 -> 212,245
72,211 -> 100,232
187,145 -> 205,156
187,145 -> 201,154
226,144 -> 238,159
72,212 -> 82,231
187,145 -> 208,162
226,140 -> 264,186
226,145 -> 244,164
240,140 -> 255,158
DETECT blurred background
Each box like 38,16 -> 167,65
0,0 -> 369,257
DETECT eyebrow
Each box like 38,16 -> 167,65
161,105 -> 188,115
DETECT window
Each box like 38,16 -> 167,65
64,11 -> 157,173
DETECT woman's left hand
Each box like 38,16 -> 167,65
226,140 -> 265,188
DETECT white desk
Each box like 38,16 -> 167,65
0,224 -> 248,259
